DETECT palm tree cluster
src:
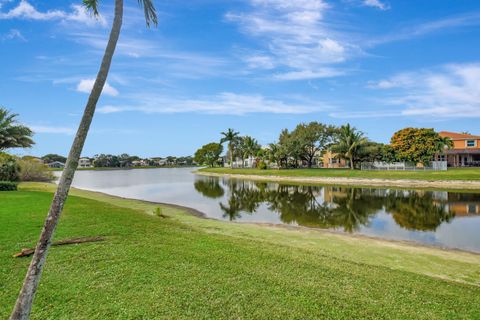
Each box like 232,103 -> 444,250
220,129 -> 262,168
216,123 -> 369,169
211,122 -> 452,170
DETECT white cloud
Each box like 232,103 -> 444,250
0,1 -> 106,26
0,0 -> 64,20
368,63 -> 480,118
370,11 -> 480,46
30,125 -> 75,135
76,79 -> 119,97
98,92 -> 332,115
226,0 -> 356,80
1,28 -> 26,41
66,4 -> 107,27
363,0 -> 389,10
273,68 -> 345,80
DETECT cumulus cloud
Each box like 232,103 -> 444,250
368,63 -> 480,118
76,79 -> 119,97
226,0 -> 355,80
98,92 -> 332,115
0,1 -> 106,26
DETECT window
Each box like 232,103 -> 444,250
467,204 -> 477,214
466,140 -> 476,147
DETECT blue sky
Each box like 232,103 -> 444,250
1,0 -> 479,157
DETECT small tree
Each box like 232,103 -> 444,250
194,143 -> 224,167
390,128 -> 452,165
291,122 -> 336,168
0,152 -> 20,181
277,129 -> 303,168
0,108 -> 34,151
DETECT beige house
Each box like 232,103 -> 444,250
321,150 -> 348,168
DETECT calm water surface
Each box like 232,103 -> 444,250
63,168 -> 480,252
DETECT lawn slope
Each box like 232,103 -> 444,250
1,183 -> 480,319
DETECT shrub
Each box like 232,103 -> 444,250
257,160 -> 267,170
18,158 -> 55,182
0,181 -> 18,191
0,152 -> 20,181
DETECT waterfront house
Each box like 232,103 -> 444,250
78,158 -> 92,168
438,131 -> 480,167
322,150 -> 348,168
47,161 -> 65,169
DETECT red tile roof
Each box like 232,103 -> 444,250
439,131 -> 480,140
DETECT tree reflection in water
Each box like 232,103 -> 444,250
194,177 -> 225,199
193,177 -> 473,232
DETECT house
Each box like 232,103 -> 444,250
322,150 -> 348,168
438,131 -> 480,167
47,161 -> 65,169
157,159 -> 167,166
131,160 -> 142,167
78,158 -> 92,168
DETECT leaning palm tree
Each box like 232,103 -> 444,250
220,128 -> 240,169
0,108 -> 34,151
10,1 -> 157,319
331,124 -> 368,170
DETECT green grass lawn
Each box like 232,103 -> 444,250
1,183 -> 480,319
200,167 -> 480,181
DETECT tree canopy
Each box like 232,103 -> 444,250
390,128 -> 452,165
194,143 -> 223,167
331,124 -> 368,169
291,122 -> 337,168
42,154 -> 67,164
0,108 -> 34,151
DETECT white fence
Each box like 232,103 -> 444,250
361,161 -> 447,171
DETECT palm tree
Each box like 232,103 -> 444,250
0,108 -> 34,151
10,2 -> 157,319
242,136 -> 260,167
220,128 -> 240,169
331,124 -> 368,170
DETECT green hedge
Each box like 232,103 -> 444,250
0,181 -> 18,191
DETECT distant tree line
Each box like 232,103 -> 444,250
194,123 -> 452,170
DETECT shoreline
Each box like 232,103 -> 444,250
195,171 -> 480,191
31,183 -> 479,256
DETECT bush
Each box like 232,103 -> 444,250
18,158 -> 55,182
0,181 -> 18,191
257,160 -> 267,170
0,152 -> 20,181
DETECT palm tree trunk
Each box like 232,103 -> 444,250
230,144 -> 234,169
350,156 -> 354,169
10,2 -> 123,319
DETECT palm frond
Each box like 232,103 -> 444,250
138,0 -> 158,27
82,0 -> 99,16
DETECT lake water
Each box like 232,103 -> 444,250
62,168 -> 480,252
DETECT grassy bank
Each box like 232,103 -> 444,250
200,167 -> 480,181
1,183 -> 480,319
